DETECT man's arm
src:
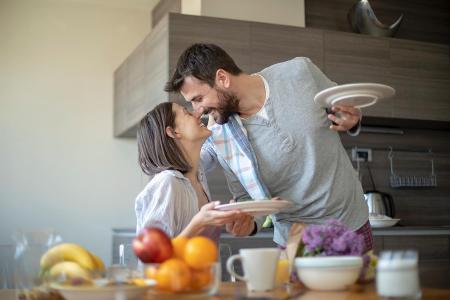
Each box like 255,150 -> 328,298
200,139 -> 220,174
304,58 -> 362,134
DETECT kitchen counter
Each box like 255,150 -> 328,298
219,225 -> 450,238
113,226 -> 450,288
114,225 -> 450,237
2,282 -> 449,300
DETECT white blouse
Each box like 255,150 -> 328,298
135,169 -> 221,242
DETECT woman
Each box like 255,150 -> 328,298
135,102 -> 239,242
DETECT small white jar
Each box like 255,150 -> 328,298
376,251 -> 421,299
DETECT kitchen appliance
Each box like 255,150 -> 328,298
364,163 -> 396,217
365,192 -> 395,217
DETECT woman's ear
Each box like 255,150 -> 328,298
215,69 -> 231,89
165,126 -> 178,139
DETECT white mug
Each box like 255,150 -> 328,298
226,248 -> 280,291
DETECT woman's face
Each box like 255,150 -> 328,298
171,103 -> 211,142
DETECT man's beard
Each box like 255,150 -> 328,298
209,88 -> 240,125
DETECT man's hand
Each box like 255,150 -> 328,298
327,105 -> 361,131
225,200 -> 256,237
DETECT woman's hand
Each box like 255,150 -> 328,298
181,201 -> 239,237
193,201 -> 240,227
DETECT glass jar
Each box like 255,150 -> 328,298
13,229 -> 62,299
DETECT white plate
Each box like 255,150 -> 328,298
51,283 -> 154,300
369,218 -> 400,228
215,200 -> 292,216
314,83 -> 395,108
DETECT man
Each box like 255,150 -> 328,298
165,43 -> 371,250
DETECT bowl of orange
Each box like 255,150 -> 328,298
143,235 -> 221,297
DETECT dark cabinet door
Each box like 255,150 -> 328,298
390,40 -> 450,122
323,31 -> 393,118
249,23 -> 324,72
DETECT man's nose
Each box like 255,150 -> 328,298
191,102 -> 200,111
193,111 -> 203,119
192,104 -> 204,116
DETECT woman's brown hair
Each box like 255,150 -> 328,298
137,102 -> 191,175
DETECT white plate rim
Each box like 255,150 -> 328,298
51,283 -> 154,293
215,200 -> 292,211
314,83 -> 395,108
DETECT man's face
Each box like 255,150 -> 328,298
180,76 -> 239,125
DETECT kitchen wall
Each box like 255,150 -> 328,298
341,126 -> 450,226
302,0 -> 450,226
0,0 -> 158,264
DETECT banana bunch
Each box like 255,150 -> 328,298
40,243 -> 105,284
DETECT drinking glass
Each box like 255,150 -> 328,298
12,229 -> 61,297
0,244 -> 15,289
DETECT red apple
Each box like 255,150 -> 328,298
132,227 -> 173,263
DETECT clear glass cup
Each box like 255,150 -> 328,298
12,229 -> 62,298
219,243 -> 233,282
0,244 -> 15,289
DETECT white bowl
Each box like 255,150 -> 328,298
295,256 -> 363,291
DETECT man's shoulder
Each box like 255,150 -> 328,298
262,57 -> 312,70
259,57 -> 314,78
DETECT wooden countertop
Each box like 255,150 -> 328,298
2,282 -> 449,300
204,282 -> 449,300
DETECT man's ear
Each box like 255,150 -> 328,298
165,126 -> 178,139
215,69 -> 231,89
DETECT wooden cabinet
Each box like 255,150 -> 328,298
249,23 -> 324,72
390,40 -> 450,121
323,31 -> 393,118
113,16 -> 169,137
113,13 -> 450,137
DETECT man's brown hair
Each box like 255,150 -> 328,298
165,43 -> 242,93
137,102 -> 191,175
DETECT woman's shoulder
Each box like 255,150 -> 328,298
137,170 -> 188,199
153,169 -> 187,184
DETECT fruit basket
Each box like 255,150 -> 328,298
132,228 -> 222,297
144,262 -> 221,297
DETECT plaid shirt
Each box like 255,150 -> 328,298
204,115 -> 271,201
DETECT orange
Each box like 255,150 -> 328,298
184,237 -> 218,270
190,268 -> 213,291
144,264 -> 158,280
171,236 -> 188,259
156,258 -> 191,292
